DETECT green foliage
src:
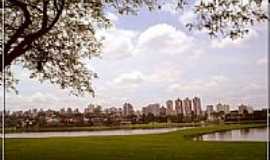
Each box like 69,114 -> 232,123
187,0 -> 268,39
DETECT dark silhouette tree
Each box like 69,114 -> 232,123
0,0 -> 268,95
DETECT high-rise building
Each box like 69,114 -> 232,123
238,104 -> 248,114
60,108 -> 66,114
123,103 -> 134,116
206,105 -> 215,121
175,98 -> 183,115
166,100 -> 174,115
193,97 -> 202,116
67,107 -> 73,114
216,103 -> 230,114
246,107 -> 254,114
105,107 -> 118,114
143,103 -> 160,116
238,104 -> 253,114
84,104 -> 95,113
74,108 -> 80,113
183,97 -> 192,116
206,105 -> 214,113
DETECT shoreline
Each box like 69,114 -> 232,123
182,123 -> 267,140
2,121 -> 266,133
3,122 -> 201,133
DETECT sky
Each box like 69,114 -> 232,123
1,2 -> 269,111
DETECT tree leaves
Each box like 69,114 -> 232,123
189,0 -> 268,38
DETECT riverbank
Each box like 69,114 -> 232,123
4,123 -> 267,160
3,120 -> 266,133
182,123 -> 267,140
4,122 -> 202,133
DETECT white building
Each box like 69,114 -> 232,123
143,103 -> 160,116
166,100 -> 174,115
175,98 -> 183,115
216,103 -> 230,114
193,97 -> 202,116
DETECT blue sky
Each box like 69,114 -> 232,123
2,2 -> 269,111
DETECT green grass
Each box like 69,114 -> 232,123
3,124 -> 267,160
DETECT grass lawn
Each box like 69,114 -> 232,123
3,124 -> 267,160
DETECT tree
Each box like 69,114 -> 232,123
145,113 -> 155,122
93,105 -> 102,115
0,0 -> 268,95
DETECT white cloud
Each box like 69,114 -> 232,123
189,49 -> 204,60
30,92 -> 57,103
6,92 -> 59,110
211,75 -> 228,82
108,64 -> 183,92
97,28 -> 137,59
113,71 -> 144,87
97,23 -> 200,61
179,10 -> 196,25
256,57 -> 268,66
168,75 -> 228,92
146,64 -> 183,83
161,0 -> 183,14
135,24 -> 194,55
243,82 -> 265,91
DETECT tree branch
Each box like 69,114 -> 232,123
1,0 -> 65,72
4,0 -> 31,55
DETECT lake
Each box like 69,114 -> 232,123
3,127 -> 191,138
194,127 -> 268,142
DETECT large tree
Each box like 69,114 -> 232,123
0,0 -> 268,95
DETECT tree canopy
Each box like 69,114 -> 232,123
0,0 -> 268,96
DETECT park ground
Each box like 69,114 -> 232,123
3,124 -> 267,160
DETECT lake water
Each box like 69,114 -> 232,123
3,127 -> 191,139
194,127 -> 268,142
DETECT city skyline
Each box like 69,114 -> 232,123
1,3 -> 268,111
3,96 -> 264,113
1,1 -> 268,160
5,96 -> 267,132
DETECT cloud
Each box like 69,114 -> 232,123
96,23 -> 197,61
113,71 -> 144,87
243,82 -> 265,91
256,57 -> 268,66
5,90 -> 92,111
168,75 -> 228,92
107,64 -> 183,92
30,92 -> 58,103
97,28 -> 137,59
161,0 -> 183,14
189,49 -> 204,60
6,92 -> 59,110
146,64 -> 183,83
179,10 -> 196,25
135,24 -> 194,55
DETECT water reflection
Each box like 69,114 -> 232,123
3,127 -> 192,139
195,127 -> 268,142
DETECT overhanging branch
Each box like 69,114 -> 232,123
1,0 -> 65,72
